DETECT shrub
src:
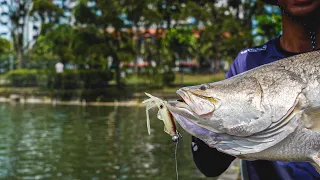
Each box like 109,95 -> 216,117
162,70 -> 175,86
7,69 -> 113,89
7,69 -> 39,87
56,69 -> 113,89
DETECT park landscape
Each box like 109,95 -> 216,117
0,0 -> 281,179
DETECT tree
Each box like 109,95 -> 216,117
254,5 -> 282,44
122,0 -> 149,73
0,0 -> 63,68
0,37 -> 11,53
74,0 -> 134,88
32,24 -> 75,63
71,26 -> 109,69
177,1 -> 252,72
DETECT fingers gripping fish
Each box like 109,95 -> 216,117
142,93 -> 182,142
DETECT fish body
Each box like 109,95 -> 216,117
243,125 -> 320,167
166,50 -> 320,170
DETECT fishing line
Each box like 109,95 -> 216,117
175,140 -> 179,180
172,132 -> 182,180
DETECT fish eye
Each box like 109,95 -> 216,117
200,84 -> 209,90
160,104 -> 164,109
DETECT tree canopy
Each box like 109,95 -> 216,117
0,37 -> 11,53
0,0 -> 282,87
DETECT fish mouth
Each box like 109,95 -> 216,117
176,89 -> 191,105
167,99 -> 191,111
169,88 -> 217,117
167,89 -> 193,112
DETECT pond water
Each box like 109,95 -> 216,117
0,103 -> 219,180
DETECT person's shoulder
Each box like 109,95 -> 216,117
227,39 -> 277,78
237,39 -> 275,58
239,44 -> 268,55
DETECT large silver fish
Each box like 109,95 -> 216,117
166,50 -> 320,171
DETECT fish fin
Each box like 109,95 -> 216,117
302,107 -> 320,131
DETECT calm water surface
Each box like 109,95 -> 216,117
0,103 -> 211,180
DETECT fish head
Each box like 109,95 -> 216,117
174,83 -> 220,116
167,76 -> 264,126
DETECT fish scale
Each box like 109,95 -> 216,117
244,125 -> 320,173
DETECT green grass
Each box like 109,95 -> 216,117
172,72 -> 225,86
115,72 -> 225,86
123,72 -> 225,94
124,72 -> 225,86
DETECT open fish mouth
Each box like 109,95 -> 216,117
170,89 -> 216,116
167,93 -> 194,113
167,89 -> 186,105
168,99 -> 190,110
173,89 -> 193,109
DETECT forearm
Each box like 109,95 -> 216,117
191,136 -> 236,177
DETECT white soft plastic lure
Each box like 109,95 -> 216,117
142,93 -> 178,137
142,93 -> 182,180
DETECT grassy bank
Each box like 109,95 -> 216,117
124,72 -> 225,93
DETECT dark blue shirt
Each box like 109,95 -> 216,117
226,37 -> 320,180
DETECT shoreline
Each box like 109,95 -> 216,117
0,93 -> 178,107
0,96 -> 143,107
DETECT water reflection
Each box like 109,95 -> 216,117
0,103 -> 211,179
